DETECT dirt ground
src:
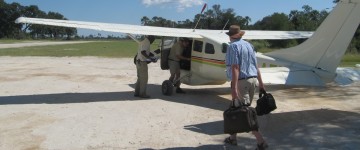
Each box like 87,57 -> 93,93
0,56 -> 359,150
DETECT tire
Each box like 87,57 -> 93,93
162,80 -> 174,96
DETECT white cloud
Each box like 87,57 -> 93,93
142,0 -> 205,12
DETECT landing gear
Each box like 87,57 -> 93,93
161,80 -> 174,96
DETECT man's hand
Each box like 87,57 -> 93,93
150,57 -> 157,63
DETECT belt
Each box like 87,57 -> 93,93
239,76 -> 257,80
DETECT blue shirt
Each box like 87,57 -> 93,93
225,39 -> 258,80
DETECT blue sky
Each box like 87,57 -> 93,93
5,0 -> 336,36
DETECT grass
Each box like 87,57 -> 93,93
0,40 -> 139,57
0,40 -> 359,66
340,54 -> 360,67
0,40 -> 161,57
0,39 -> 30,44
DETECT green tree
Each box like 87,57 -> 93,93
289,5 -> 327,31
46,11 -> 66,38
253,13 -> 295,48
141,16 -> 150,25
0,0 -> 76,39
0,2 -> 23,38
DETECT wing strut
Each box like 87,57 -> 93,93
127,34 -> 140,44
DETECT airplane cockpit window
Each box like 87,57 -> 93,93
193,40 -> 203,52
222,43 -> 228,53
205,43 -> 215,54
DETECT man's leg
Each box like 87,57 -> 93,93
169,61 -> 176,82
250,78 -> 267,149
238,78 -> 257,105
175,70 -> 185,93
134,62 -> 141,96
252,131 -> 265,144
224,133 -> 238,145
253,131 -> 268,149
138,62 -> 149,98
238,79 -> 251,105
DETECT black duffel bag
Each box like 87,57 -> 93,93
224,100 -> 259,134
255,89 -> 277,116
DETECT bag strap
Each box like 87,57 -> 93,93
259,88 -> 267,98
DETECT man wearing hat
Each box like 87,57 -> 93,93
224,25 -> 268,149
168,37 -> 190,93
134,35 -> 157,98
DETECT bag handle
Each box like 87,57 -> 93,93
230,98 -> 246,107
259,88 -> 267,98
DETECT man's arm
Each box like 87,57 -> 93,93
141,50 -> 157,62
141,50 -> 151,59
176,54 -> 191,61
231,64 -> 240,100
256,66 -> 265,90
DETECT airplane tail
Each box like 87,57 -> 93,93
266,0 -> 360,83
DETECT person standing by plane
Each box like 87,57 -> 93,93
168,38 -> 190,93
134,35 -> 157,98
224,25 -> 268,149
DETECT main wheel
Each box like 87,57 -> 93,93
162,80 -> 174,96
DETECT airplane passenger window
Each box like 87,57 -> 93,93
222,43 -> 228,53
193,40 -> 203,52
205,43 -> 215,54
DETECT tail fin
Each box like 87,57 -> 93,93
267,0 -> 360,75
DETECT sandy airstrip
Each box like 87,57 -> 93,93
0,42 -> 359,149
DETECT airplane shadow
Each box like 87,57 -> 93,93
0,84 -> 232,111
1,83 -> 358,110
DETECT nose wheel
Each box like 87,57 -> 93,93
162,80 -> 174,96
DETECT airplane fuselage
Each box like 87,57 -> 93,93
160,37 -> 279,85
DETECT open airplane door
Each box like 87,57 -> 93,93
160,37 -> 176,70
159,37 -> 176,96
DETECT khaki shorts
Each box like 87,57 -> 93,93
237,78 -> 258,105
169,60 -> 180,75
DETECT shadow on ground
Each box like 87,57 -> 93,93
1,83 -> 359,149
175,109 -> 359,149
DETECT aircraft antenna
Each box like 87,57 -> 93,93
221,19 -> 230,33
193,3 -> 207,32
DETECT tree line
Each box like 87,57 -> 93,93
141,3 -> 359,53
0,0 -> 77,39
0,0 -> 359,53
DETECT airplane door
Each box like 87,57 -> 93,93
160,37 -> 176,70
179,40 -> 192,70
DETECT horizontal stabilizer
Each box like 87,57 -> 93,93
260,67 -> 325,86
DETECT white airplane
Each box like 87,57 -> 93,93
15,0 -> 360,95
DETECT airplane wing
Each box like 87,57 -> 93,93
15,17 -> 202,38
15,17 -> 313,40
196,30 -> 313,43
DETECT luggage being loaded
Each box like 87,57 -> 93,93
224,100 -> 259,134
255,89 -> 277,116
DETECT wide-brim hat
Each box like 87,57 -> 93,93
226,25 -> 245,38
